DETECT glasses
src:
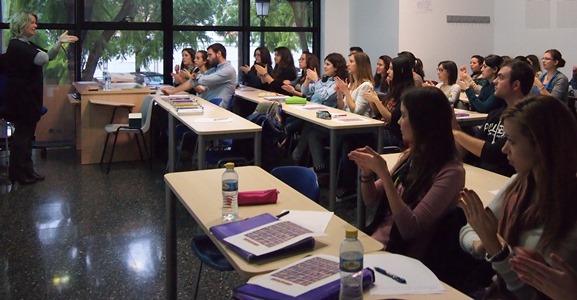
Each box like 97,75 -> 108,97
316,110 -> 331,120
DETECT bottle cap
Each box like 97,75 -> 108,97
345,229 -> 358,238
225,162 -> 235,169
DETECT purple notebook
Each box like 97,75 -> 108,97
232,268 -> 375,300
209,213 -> 315,262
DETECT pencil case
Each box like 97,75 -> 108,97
238,189 -> 279,206
284,96 -> 307,104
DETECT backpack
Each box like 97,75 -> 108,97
245,102 -> 286,170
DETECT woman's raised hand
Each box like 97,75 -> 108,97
59,31 -> 78,43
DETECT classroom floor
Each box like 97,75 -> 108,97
0,147 -> 360,299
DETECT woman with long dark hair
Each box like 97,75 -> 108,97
255,46 -> 297,95
458,54 -> 505,113
349,87 -> 464,258
373,55 -> 392,94
282,51 -> 320,97
172,48 -> 195,86
239,46 -> 272,89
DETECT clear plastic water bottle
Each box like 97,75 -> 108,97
339,229 -> 364,300
222,162 -> 238,222
103,61 -> 111,91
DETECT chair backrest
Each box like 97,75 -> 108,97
209,98 -> 222,106
140,95 -> 155,133
270,166 -> 320,202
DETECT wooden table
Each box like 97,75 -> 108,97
454,108 -> 488,127
235,87 -> 384,211
164,166 -> 384,299
154,93 -> 262,172
72,81 -> 153,164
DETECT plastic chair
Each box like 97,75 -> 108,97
190,235 -> 234,299
271,166 -> 320,202
99,95 -> 154,174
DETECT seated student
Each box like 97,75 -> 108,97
239,47 -> 273,89
453,60 -> 534,177
255,46 -> 297,95
571,65 -> 577,91
282,53 -> 345,149
188,50 -> 209,97
458,54 -> 505,113
526,54 -> 542,78
424,60 -> 460,104
291,52 -> 373,174
172,48 -> 195,87
282,51 -> 320,98
162,43 -> 237,109
532,49 -> 569,104
373,55 -> 392,94
459,55 -> 485,94
348,87 -> 464,258
459,95 -> 577,299
511,250 -> 577,300
364,56 -> 415,148
397,51 -> 424,87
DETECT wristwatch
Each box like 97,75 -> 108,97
485,244 -> 511,262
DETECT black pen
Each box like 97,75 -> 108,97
374,267 -> 407,284
276,211 -> 290,219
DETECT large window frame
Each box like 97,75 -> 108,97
0,0 -> 321,84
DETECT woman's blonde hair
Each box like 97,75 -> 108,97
348,52 -> 373,90
10,11 -> 37,38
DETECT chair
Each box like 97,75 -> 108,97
190,235 -> 234,299
99,95 -> 154,174
271,166 -> 320,202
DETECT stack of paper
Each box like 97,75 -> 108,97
161,95 -> 204,115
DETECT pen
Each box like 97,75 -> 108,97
213,118 -> 228,121
276,211 -> 290,219
374,267 -> 407,284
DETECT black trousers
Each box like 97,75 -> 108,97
9,120 -> 37,176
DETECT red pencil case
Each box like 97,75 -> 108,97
238,189 -> 279,206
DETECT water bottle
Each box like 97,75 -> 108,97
222,162 -> 238,222
103,61 -> 111,91
339,229 -> 364,300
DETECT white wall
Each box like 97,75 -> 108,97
398,0 -> 494,80
494,0 -> 577,73
321,0 -> 351,59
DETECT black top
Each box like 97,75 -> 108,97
262,66 -> 297,95
4,38 -> 45,123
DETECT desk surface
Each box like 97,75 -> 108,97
382,153 -> 509,207
155,94 -> 261,136
164,166 -> 384,278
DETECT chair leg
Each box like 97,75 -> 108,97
135,133 -> 144,161
139,130 -> 151,169
107,133 -> 120,174
193,261 -> 204,300
100,133 -> 111,165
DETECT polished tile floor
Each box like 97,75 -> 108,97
0,147 -> 360,299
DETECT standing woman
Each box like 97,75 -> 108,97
171,48 -> 195,87
4,12 -> 78,184
533,49 -> 569,104
458,54 -> 505,113
459,95 -> 577,299
373,55 -> 392,94
349,87 -> 464,258
255,46 -> 297,95
239,46 -> 272,89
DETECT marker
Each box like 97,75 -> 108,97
331,113 -> 347,117
213,118 -> 228,121
374,267 -> 406,284
276,211 -> 290,219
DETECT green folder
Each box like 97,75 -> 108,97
284,96 -> 307,104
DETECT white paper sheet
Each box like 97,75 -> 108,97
249,255 -> 340,297
278,210 -> 333,234
224,220 -> 315,256
365,252 -> 445,296
332,118 -> 365,123
298,105 -> 325,111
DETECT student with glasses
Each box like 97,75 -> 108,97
255,46 -> 298,95
282,51 -> 320,98
424,60 -> 460,104
239,47 -> 272,89
532,49 -> 569,104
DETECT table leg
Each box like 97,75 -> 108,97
329,130 -> 337,211
254,132 -> 262,166
167,114 -> 175,173
198,136 -> 206,170
165,184 -> 177,299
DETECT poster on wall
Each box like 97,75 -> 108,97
415,0 -> 433,14
526,0 -> 550,29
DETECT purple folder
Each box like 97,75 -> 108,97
209,213 -> 315,262
232,268 -> 375,300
